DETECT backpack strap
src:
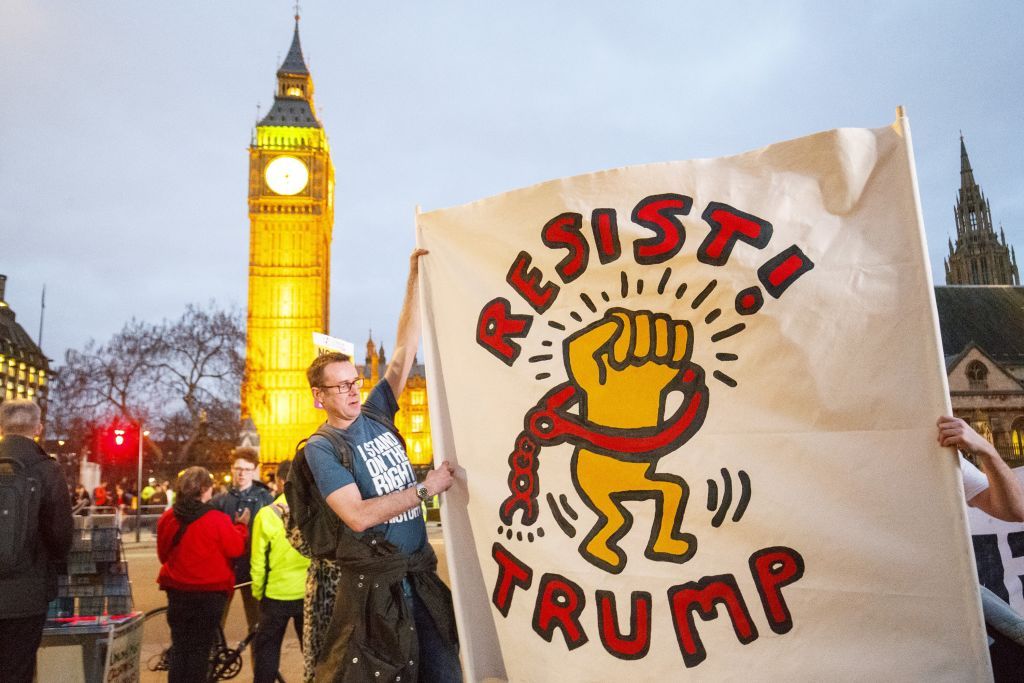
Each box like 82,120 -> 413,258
311,423 -> 353,472
305,405 -> 405,472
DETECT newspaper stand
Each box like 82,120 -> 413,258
39,514 -> 143,683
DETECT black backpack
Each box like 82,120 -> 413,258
285,404 -> 405,560
0,451 -> 43,575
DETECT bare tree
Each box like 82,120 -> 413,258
150,304 -> 245,463
51,303 -> 246,470
51,319 -> 160,448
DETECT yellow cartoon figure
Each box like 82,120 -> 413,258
562,308 -> 707,573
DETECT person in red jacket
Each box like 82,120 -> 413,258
157,466 -> 250,683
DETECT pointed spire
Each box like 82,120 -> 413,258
947,133 -> 1018,285
257,16 -> 320,129
960,133 -> 976,189
278,17 -> 309,77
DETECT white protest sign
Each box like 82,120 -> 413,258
419,116 -> 989,680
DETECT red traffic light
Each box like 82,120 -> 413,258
94,423 -> 139,463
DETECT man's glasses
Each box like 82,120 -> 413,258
231,467 -> 255,473
319,378 -> 364,395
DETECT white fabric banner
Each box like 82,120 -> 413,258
418,117 -> 990,680
970,468 -> 1024,616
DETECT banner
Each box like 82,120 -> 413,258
971,467 -> 1024,616
418,116 -> 990,680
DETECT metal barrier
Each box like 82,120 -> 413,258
80,506 -> 168,540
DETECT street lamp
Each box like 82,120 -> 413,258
135,426 -> 150,542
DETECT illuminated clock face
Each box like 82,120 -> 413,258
264,156 -> 309,195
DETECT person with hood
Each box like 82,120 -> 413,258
157,466 -> 249,683
211,447 -> 275,634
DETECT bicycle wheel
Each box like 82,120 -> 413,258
141,606 -> 172,672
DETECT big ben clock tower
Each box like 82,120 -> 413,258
244,17 -> 334,462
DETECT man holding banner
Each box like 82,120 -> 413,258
300,249 -> 461,683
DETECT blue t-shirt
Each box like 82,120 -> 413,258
305,381 -> 425,554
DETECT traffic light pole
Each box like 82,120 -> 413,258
136,422 -> 143,542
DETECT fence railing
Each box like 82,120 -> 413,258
77,506 -> 168,540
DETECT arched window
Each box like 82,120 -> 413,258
1012,419 -> 1024,459
966,361 -> 989,390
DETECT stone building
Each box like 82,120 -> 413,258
0,275 -> 50,421
936,286 -> 1024,464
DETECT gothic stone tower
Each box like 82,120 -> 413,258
243,19 -> 334,462
944,135 -> 1019,285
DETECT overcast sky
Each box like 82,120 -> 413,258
1,1 -> 1021,364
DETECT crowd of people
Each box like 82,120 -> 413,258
65,469 -> 294,521
4,250 -> 1024,682
66,479 -> 174,516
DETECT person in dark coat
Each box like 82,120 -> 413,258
210,446 -> 275,635
0,399 -> 73,683
149,482 -> 168,507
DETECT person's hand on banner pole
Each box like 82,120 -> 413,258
424,460 -> 456,497
938,415 -> 997,457
938,415 -> 1024,522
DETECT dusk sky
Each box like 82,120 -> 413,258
2,1 -> 1022,364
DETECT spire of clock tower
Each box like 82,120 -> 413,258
259,17 -> 320,129
279,18 -> 310,77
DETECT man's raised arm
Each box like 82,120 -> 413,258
384,248 -> 428,397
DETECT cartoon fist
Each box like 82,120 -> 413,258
566,308 -> 693,429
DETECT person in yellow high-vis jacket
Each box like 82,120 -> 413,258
250,460 -> 311,683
